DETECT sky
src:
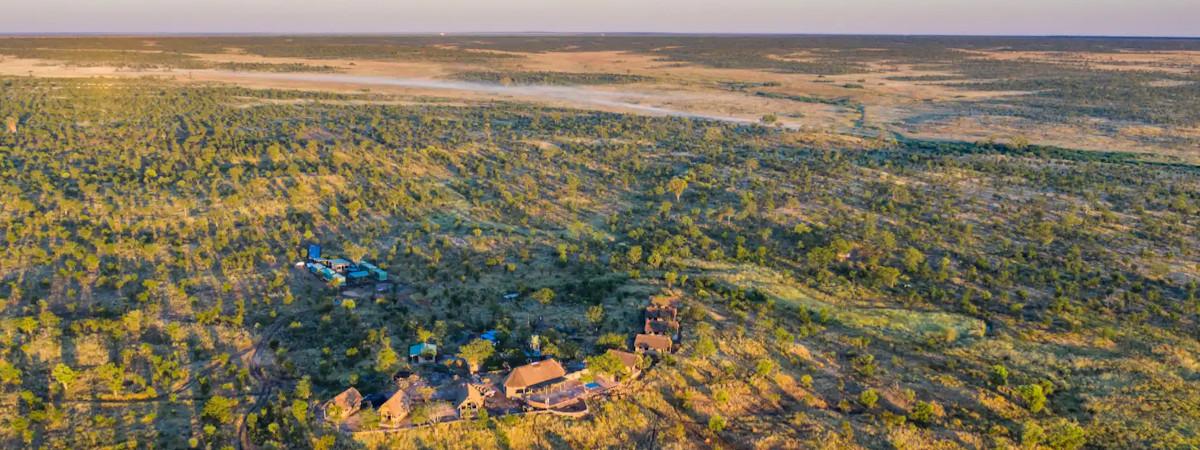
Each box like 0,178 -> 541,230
1,0 -> 1197,37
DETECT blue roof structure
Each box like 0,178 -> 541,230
409,342 -> 437,357
480,330 -> 499,344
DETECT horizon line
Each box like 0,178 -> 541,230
2,31 -> 1199,40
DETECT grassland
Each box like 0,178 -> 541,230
0,35 -> 1198,450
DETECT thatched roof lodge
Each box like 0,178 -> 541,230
322,387 -> 363,422
503,358 -> 567,399
378,390 -> 411,426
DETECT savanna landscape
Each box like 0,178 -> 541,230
0,34 -> 1198,450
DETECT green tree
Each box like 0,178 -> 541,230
202,395 -> 237,424
51,363 -> 77,392
1018,384 -> 1047,413
531,288 -> 556,307
295,376 -> 312,400
754,358 -> 774,378
695,336 -> 717,359
859,389 -> 879,409
1044,419 -> 1086,450
708,414 -> 727,433
376,340 -> 401,374
415,326 -> 435,344
627,246 -> 643,265
873,265 -> 901,288
1011,135 -> 1030,151
910,401 -> 936,425
990,364 -> 1009,386
347,199 -> 364,219
586,352 -> 629,381
458,339 -> 495,374
586,305 -> 604,327
667,177 -> 688,202
0,360 -> 21,385
596,333 -> 627,350
96,363 -> 124,394
291,399 -> 308,423
1021,421 -> 1045,448
409,404 -> 432,426
664,271 -> 678,288
902,247 -> 925,273
345,242 -> 368,262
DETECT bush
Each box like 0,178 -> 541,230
1018,384 -> 1047,413
202,395 -> 237,425
708,414 -> 727,433
910,401 -> 936,425
859,389 -> 879,409
990,364 -> 1009,386
1044,419 -> 1086,450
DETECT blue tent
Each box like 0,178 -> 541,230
480,330 -> 499,344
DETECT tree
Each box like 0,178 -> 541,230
667,177 -> 688,202
586,305 -> 604,327
202,395 -> 237,424
531,288 -> 555,307
344,242 -> 368,262
1043,419 -> 1086,450
458,339 -> 495,374
313,435 -> 336,450
409,403 -> 433,426
596,333 -> 627,350
910,401 -> 936,425
1011,135 -> 1030,151
708,414 -> 727,433
295,377 -> 312,400
416,327 -> 435,343
96,363 -> 124,394
376,340 -> 401,374
291,399 -> 308,423
0,360 -> 21,385
357,407 -> 381,429
347,200 -> 364,219
627,246 -> 643,265
873,265 -> 901,288
1018,384 -> 1047,413
1021,421 -> 1045,448
859,389 -> 879,409
51,363 -> 77,392
990,364 -> 1009,386
123,310 -> 144,337
695,336 -> 717,359
902,247 -> 925,273
664,271 -> 678,288
754,358 -> 774,378
586,352 -> 629,381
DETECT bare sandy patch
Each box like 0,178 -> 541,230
956,48 -> 1200,74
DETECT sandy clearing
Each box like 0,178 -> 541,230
955,48 -> 1200,74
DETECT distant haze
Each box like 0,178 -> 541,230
1,0 -> 1197,37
